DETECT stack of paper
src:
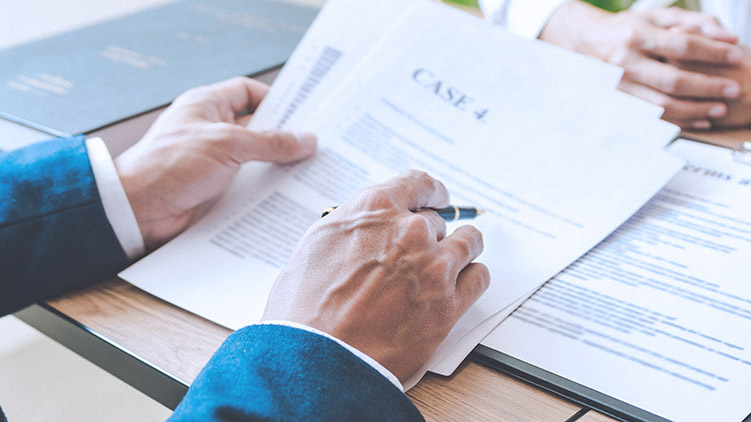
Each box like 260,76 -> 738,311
120,0 -> 683,388
484,140 -> 751,422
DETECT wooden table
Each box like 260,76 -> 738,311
20,279 -> 588,421
16,129 -> 746,421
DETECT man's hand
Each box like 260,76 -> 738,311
262,170 -> 490,383
540,2 -> 744,129
115,77 -> 317,250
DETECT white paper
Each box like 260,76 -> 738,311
483,140 -> 751,422
121,0 -> 684,388
247,0 -> 424,131
250,0 -> 624,133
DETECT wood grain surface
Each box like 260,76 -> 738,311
579,411 -> 627,422
47,279 -> 586,421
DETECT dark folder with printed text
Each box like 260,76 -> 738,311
0,0 -> 318,136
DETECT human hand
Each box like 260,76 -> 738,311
675,47 -> 751,128
262,170 -> 490,383
115,77 -> 317,250
540,1 -> 744,129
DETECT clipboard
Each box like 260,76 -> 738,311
470,138 -> 751,422
471,345 -> 751,422
471,345 -> 671,422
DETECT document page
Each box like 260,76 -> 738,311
120,0 -> 683,385
249,0 -> 625,133
483,140 -> 751,422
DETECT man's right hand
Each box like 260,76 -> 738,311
540,2 -> 744,130
262,170 -> 490,383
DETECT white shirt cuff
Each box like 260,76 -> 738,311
258,320 -> 404,392
85,137 -> 145,259
480,0 -> 571,39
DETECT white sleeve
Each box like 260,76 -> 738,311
479,0 -> 571,39
85,137 -> 146,259
259,320 -> 405,392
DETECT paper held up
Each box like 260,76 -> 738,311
121,0 -> 682,387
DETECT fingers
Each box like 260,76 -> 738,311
440,225 -> 484,277
223,127 -> 317,164
640,28 -> 742,65
414,209 -> 447,241
438,225 -> 488,318
452,263 -> 490,316
383,170 -> 450,212
646,8 -> 739,44
625,57 -> 739,99
176,76 -> 271,119
618,79 -> 727,128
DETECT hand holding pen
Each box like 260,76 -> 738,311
264,170 -> 489,383
322,205 -> 484,221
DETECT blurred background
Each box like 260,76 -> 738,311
443,0 -> 640,12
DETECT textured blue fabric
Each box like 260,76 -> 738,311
0,136 -> 129,316
169,324 -> 425,422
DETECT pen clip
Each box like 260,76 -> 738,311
321,207 -> 337,218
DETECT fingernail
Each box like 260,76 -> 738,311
709,104 -> 727,118
724,83 -> 741,98
295,132 -> 317,150
691,120 -> 711,130
727,48 -> 743,64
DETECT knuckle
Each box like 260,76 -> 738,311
360,186 -> 397,211
454,237 -> 473,260
467,277 -> 486,300
407,169 -> 431,181
653,95 -> 672,109
472,227 -> 485,254
460,225 -> 484,256
426,258 -> 451,282
408,169 -> 436,190
622,27 -> 643,50
264,130 -> 297,153
176,85 -> 210,104
227,76 -> 247,85
477,264 -> 491,288
661,74 -> 685,94
609,50 -> 632,68
403,214 -> 433,242
675,37 -> 692,56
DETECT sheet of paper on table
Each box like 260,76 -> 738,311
483,139 -> 751,422
120,0 -> 683,388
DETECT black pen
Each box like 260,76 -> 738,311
321,205 -> 484,222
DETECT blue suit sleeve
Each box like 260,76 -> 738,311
169,324 -> 425,422
0,136 -> 129,316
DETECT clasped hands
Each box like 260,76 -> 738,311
541,2 -> 750,129
113,77 -> 489,384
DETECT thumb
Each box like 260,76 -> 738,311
225,126 -> 318,164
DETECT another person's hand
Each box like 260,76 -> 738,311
540,1 -> 744,129
676,47 -> 751,128
114,77 -> 317,250
262,170 -> 490,383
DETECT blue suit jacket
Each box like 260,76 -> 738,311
0,137 -> 423,421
